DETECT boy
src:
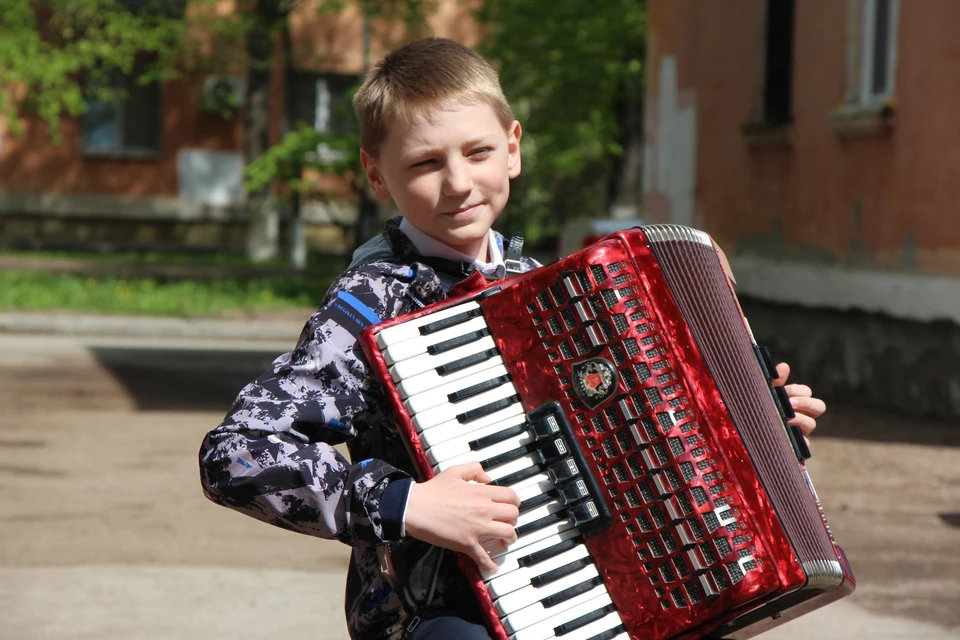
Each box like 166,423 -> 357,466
198,37 -> 825,640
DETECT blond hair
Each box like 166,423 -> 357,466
353,37 -> 514,158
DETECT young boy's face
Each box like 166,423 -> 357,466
361,101 -> 522,260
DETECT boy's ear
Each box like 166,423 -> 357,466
360,148 -> 390,199
507,120 -> 522,179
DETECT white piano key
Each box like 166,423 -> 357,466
425,413 -> 529,466
548,610 -> 623,640
397,353 -> 504,399
404,364 -> 510,414
515,500 -> 565,529
509,592 -> 613,640
490,510 -> 573,560
514,481 -> 555,504
435,432 -> 531,473
501,582 -> 609,635
413,383 -> 519,431
397,356 -> 509,400
383,316 -> 489,365
419,403 -> 525,448
390,335 -> 498,382
481,527 -> 581,581
488,544 -> 591,599
481,453 -> 541,483
496,564 -> 601,616
375,301 -> 480,348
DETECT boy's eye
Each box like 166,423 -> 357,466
410,159 -> 437,169
469,148 -> 492,157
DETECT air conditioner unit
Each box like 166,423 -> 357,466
202,75 -> 246,112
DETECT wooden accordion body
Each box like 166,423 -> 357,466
360,225 -> 855,640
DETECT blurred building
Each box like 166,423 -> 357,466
645,0 -> 960,418
0,0 -> 479,254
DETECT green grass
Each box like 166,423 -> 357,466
0,248 -> 345,271
0,270 -> 338,317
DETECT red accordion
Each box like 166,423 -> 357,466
360,225 -> 855,640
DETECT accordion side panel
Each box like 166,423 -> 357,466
481,236 -> 801,639
642,234 -> 839,571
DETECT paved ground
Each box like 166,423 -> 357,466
1,329 -> 958,639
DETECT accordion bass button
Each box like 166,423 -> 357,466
687,547 -> 710,574
699,571 -> 722,600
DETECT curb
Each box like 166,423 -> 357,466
0,312 -> 304,341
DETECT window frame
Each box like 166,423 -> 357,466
80,67 -> 162,160
857,0 -> 899,108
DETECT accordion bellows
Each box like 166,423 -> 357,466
361,225 -> 855,640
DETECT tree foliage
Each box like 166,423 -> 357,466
475,0 -> 647,244
0,0 -> 192,138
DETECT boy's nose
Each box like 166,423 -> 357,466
442,161 -> 473,196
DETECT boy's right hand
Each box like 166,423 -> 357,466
404,462 -> 521,573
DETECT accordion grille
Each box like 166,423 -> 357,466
521,257 -> 761,612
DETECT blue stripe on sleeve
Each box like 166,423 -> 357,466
337,291 -> 382,326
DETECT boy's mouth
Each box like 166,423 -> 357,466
441,203 -> 483,217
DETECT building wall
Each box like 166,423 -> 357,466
0,74 -> 249,198
0,0 -> 482,252
646,0 -> 960,278
645,0 -> 960,418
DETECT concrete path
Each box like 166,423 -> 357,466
1,330 -> 958,639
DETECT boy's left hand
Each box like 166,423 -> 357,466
772,362 -> 826,441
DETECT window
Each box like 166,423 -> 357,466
80,67 -> 161,158
286,71 -> 357,163
761,0 -> 795,126
857,0 -> 898,108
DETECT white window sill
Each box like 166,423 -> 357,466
828,102 -> 896,139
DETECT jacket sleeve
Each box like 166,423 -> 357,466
198,267 -> 416,547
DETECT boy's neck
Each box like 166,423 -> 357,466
398,218 -> 496,266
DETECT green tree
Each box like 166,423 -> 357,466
0,0 -> 190,139
475,0 -> 647,246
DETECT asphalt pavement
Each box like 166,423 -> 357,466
0,319 -> 958,639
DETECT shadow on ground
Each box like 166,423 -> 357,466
813,399 -> 960,448
89,346 -> 282,412
89,345 -> 960,449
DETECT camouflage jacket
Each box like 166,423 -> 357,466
199,217 -> 539,639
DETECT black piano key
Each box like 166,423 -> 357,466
530,556 -> 593,588
518,535 -> 584,568
447,374 -> 511,403
480,444 -> 534,470
435,348 -> 499,376
490,465 -> 543,488
554,603 -> 617,636
584,625 -> 626,640
515,511 -> 565,537
426,328 -> 490,355
540,576 -> 604,608
518,491 -> 555,513
419,308 -> 482,335
456,395 -> 520,423
468,423 -> 528,451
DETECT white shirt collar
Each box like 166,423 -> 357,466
399,217 -> 506,279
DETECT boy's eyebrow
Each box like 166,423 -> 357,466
404,136 -> 498,157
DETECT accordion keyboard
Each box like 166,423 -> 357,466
376,301 -> 628,640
